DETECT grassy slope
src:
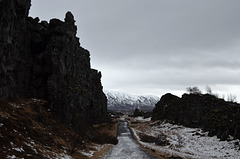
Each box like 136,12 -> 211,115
0,99 -> 118,159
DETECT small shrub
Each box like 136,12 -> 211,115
205,85 -> 212,94
92,132 -> 118,145
155,133 -> 169,146
139,133 -> 156,143
139,132 -> 170,146
177,134 -> 184,147
227,94 -> 237,102
186,86 -> 202,94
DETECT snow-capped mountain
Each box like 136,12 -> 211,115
104,90 -> 160,112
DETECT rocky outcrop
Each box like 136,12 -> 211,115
152,93 -> 240,141
0,0 -> 107,131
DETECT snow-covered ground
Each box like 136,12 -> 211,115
129,117 -> 240,159
6,139 -> 73,159
79,143 -> 105,158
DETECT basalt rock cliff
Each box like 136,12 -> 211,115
152,93 -> 240,141
0,0 -> 107,131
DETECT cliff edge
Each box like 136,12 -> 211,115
0,0 -> 107,131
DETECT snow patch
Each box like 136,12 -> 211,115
10,142 -> 15,147
131,120 -> 240,159
80,143 -> 105,158
7,155 -> 17,159
80,150 -> 95,158
24,140 -> 38,154
135,116 -> 151,122
12,147 -> 24,152
55,153 -> 72,159
9,103 -> 20,108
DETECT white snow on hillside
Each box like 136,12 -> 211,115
130,117 -> 240,159
104,90 -> 159,111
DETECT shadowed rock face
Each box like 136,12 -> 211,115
0,0 -> 107,131
152,93 -> 240,141
0,0 -> 32,99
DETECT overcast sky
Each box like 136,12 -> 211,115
30,0 -> 240,101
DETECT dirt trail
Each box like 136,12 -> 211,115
103,118 -> 158,159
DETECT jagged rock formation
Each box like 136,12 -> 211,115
105,90 -> 159,112
0,0 -> 107,131
152,93 -> 240,141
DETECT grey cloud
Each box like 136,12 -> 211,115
30,0 -> 240,100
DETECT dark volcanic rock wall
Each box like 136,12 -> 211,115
0,0 -> 32,99
152,93 -> 240,141
0,0 -> 107,131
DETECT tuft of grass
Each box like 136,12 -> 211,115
91,119 -> 119,145
92,132 -> 118,145
139,132 -> 170,146
139,133 -> 157,143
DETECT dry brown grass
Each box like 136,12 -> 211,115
90,119 -> 119,159
0,98 -> 120,158
0,99 -> 87,158
91,119 -> 119,145
90,144 -> 113,159
139,132 -> 157,143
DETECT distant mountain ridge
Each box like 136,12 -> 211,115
105,90 -> 159,112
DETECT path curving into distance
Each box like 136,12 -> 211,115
103,118 -> 158,159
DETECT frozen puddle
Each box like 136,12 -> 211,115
103,118 -> 158,159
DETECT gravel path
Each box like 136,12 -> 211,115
103,118 -> 158,159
